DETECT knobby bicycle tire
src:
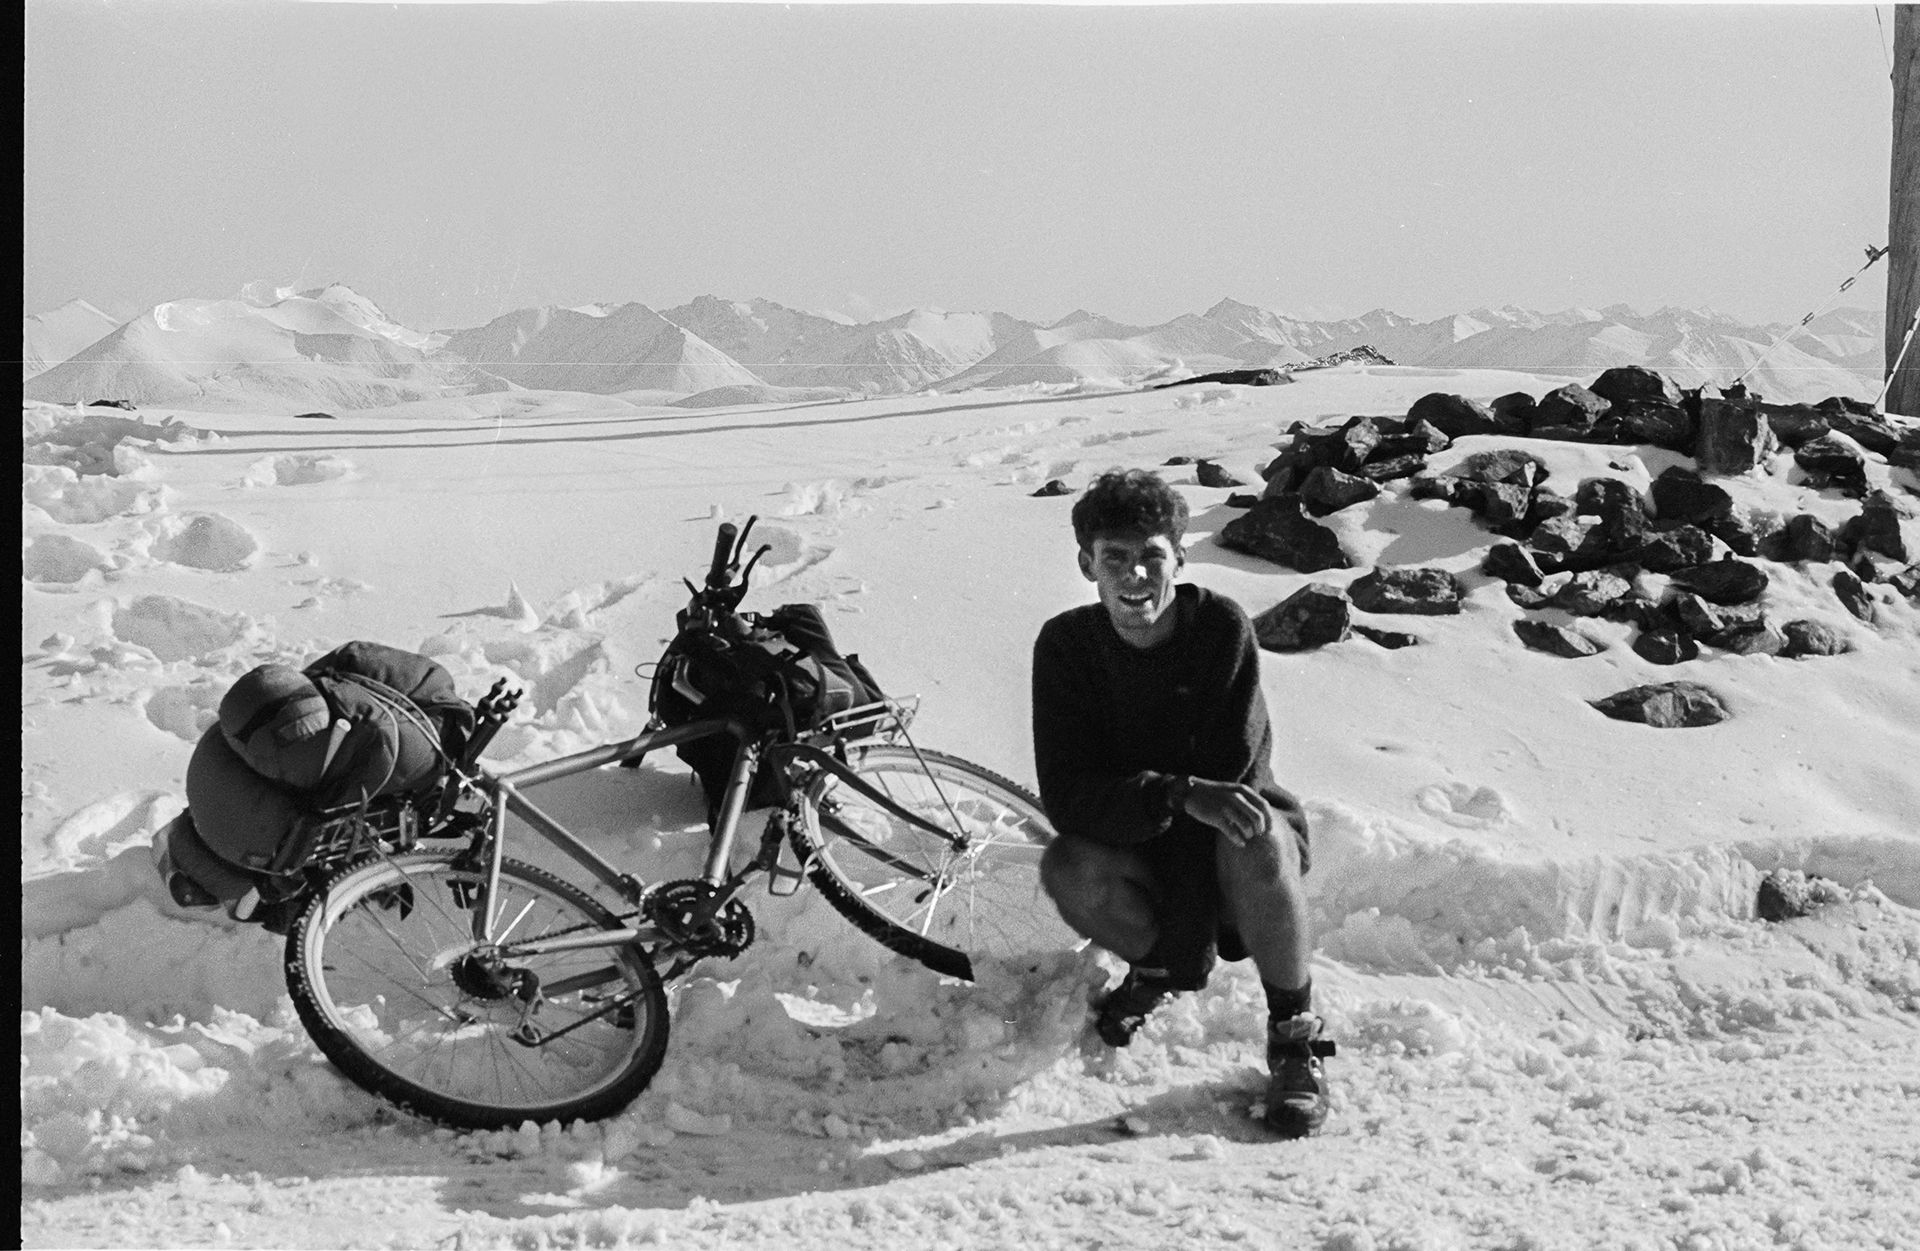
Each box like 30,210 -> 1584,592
285,851 -> 670,1130
793,746 -> 1081,980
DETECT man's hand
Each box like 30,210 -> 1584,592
1179,778 -> 1273,846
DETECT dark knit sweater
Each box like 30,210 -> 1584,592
1031,583 -> 1279,847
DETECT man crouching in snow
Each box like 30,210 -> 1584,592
1030,468 -> 1332,1137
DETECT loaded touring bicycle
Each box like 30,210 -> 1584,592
174,518 -> 1073,1129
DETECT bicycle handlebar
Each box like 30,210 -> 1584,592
705,522 -> 739,590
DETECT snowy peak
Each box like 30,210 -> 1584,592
21,299 -> 120,380
21,289 -> 484,409
439,302 -> 763,395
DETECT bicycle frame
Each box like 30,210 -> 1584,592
446,705 -> 970,967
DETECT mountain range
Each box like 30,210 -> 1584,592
21,284 -> 1886,410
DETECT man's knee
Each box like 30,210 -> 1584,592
1041,836 -> 1112,911
1219,822 -> 1303,892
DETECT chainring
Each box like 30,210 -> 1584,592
646,879 -> 755,958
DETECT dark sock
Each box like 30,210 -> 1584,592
1263,979 -> 1312,1023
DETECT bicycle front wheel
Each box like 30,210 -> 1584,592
795,745 -> 1081,980
286,852 -> 669,1130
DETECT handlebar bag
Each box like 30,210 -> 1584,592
651,603 -> 886,823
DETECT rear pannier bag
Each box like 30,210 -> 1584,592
168,642 -> 473,919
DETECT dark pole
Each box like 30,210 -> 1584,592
1889,5 -> 1919,416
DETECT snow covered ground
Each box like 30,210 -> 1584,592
21,365 -> 1920,1250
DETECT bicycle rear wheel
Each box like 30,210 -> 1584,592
794,745 -> 1081,980
286,851 -> 669,1130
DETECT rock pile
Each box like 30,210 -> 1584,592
1212,365 -> 1920,727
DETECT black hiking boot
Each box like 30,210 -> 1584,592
1264,1015 -> 1335,1138
1094,968 -> 1178,1047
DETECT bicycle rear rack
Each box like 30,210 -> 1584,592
813,695 -> 919,747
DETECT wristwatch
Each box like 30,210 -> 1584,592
1163,773 -> 1193,819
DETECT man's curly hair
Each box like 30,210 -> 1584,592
1070,469 -> 1190,550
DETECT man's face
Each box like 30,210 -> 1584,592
1080,532 -> 1184,646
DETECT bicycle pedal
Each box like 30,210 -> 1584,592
765,850 -> 812,897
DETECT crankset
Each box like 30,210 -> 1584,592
645,879 -> 755,958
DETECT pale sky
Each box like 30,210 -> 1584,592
23,2 -> 1900,332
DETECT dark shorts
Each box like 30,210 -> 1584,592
1137,802 -> 1309,989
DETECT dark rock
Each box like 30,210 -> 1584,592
1756,869 -> 1829,922
1672,594 -> 1765,643
1781,620 -> 1849,658
1589,365 -> 1683,410
1506,583 -> 1555,610
1329,418 -> 1385,472
87,399 -> 137,410
1617,401 -> 1695,451
1352,624 -> 1422,649
1482,542 -> 1545,586
1522,489 -> 1577,535
1694,398 -> 1777,474
1407,393 -> 1510,440
1216,495 -> 1353,572
1196,460 -> 1249,489
1826,411 -> 1901,457
1589,681 -> 1731,727
1708,509 -> 1785,559
1890,427 -> 1920,472
1031,479 -> 1073,497
1298,465 -> 1382,516
1553,569 -> 1634,616
1409,474 -> 1467,504
1889,564 -> 1920,600
1252,584 -> 1353,651
1354,455 -> 1428,483
1489,392 -> 1539,431
1163,455 -> 1195,466
1575,478 -> 1652,549
1349,566 -> 1465,615
1778,514 -> 1838,564
1651,467 -> 1736,526
1512,618 -> 1606,658
1261,439 -> 1315,493
1794,433 -> 1870,494
1462,480 -> 1536,530
1669,558 -> 1769,605
1603,594 -> 1670,631
1531,385 -> 1612,442
1815,395 -> 1880,418
292,411 -> 338,421
1635,523 -> 1717,573
1225,493 -> 1261,509
1529,515 -> 1612,572
1831,568 -> 1875,621
1447,449 -> 1550,488
1369,419 -> 1451,458
1850,547 -> 1910,584
1155,367 -> 1290,389
1632,627 -> 1701,665
1715,621 -> 1788,656
1838,490 -> 1912,563
1760,403 -> 1831,449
